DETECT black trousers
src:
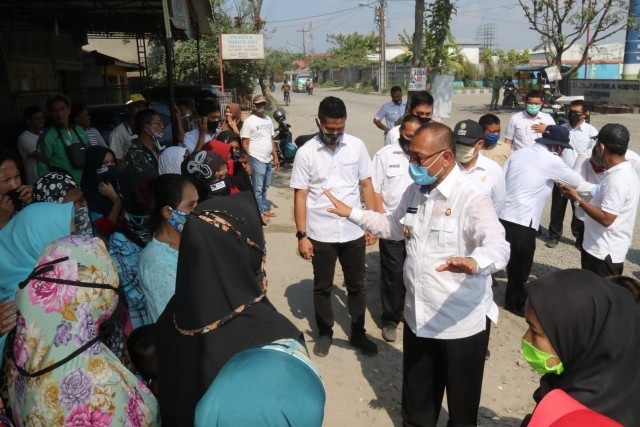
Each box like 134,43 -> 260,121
310,236 -> 367,337
501,219 -> 537,310
379,238 -> 406,327
581,248 -> 624,277
548,186 -> 582,241
402,320 -> 491,427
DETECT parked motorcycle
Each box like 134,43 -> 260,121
272,109 -> 298,165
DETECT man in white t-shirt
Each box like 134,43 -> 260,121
559,124 -> 640,276
240,95 -> 279,221
504,89 -> 555,151
182,100 -> 220,153
291,96 -> 379,358
17,106 -> 45,185
110,94 -> 147,168
372,114 -> 420,342
373,85 -> 406,142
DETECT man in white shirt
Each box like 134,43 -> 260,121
454,119 -> 505,213
385,91 -> 434,146
241,95 -> 280,221
504,89 -> 555,151
559,124 -> 639,276
324,122 -> 510,427
499,125 -> 585,316
17,106 -> 45,185
372,115 -> 421,342
182,100 -> 220,153
546,100 -> 599,248
373,85 -> 406,141
291,96 -> 378,358
110,94 -> 147,168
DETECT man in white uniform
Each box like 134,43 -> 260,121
559,124 -> 639,276
291,96 -> 378,358
372,115 -> 421,342
385,91 -> 434,146
499,125 -> 586,316
325,122 -> 510,427
453,119 -> 505,213
504,89 -> 555,151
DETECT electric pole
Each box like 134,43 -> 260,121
296,26 -> 307,58
379,0 -> 386,91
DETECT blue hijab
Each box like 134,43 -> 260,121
0,202 -> 74,302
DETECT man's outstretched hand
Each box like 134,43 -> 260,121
436,257 -> 478,275
323,189 -> 353,218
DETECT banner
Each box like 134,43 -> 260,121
220,34 -> 265,60
408,67 -> 429,91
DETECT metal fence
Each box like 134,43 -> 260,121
317,62 -> 417,89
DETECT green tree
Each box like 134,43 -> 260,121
326,32 -> 378,68
518,0 -> 629,76
264,48 -> 299,82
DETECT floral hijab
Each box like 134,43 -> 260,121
6,236 -> 159,426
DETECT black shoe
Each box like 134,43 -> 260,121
545,238 -> 559,248
313,335 -> 332,357
382,325 -> 397,342
350,333 -> 379,356
504,305 -> 525,318
485,349 -> 491,360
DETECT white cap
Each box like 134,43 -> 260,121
543,84 -> 551,89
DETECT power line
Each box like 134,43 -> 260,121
264,4 -> 363,24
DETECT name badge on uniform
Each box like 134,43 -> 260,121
389,164 -> 400,168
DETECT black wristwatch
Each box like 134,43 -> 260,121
296,231 -> 307,240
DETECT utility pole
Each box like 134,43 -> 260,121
296,26 -> 307,58
379,0 -> 386,91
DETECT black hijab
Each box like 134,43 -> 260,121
154,191 -> 302,426
525,269 -> 640,426
81,146 -> 117,216
181,150 -> 229,201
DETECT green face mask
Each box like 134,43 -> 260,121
456,144 -> 477,164
521,339 -> 564,375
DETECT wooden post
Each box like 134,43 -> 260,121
219,34 -> 225,92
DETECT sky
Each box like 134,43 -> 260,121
222,0 -> 627,54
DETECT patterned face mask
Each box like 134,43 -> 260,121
74,206 -> 93,238
168,209 -> 189,233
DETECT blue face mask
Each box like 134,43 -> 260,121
168,209 -> 189,233
526,104 -> 541,115
408,151 -> 445,186
484,133 -> 500,145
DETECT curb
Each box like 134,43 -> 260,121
452,89 -> 493,95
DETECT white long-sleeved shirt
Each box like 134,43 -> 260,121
349,166 -> 510,339
372,143 -> 413,214
500,143 -> 586,229
459,153 -> 505,214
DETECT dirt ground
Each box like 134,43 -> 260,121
259,89 -> 640,426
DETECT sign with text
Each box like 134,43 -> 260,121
409,67 -> 429,91
220,34 -> 265,60
545,65 -> 562,82
570,79 -> 640,105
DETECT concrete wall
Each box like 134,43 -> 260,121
569,79 -> 640,105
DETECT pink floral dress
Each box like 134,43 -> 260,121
5,236 -> 159,426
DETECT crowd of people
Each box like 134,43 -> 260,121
0,84 -> 637,427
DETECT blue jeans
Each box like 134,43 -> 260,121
249,156 -> 272,214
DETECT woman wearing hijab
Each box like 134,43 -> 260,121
80,146 -> 122,238
5,235 -> 159,425
0,202 -> 74,351
154,191 -> 302,426
181,150 -> 230,201
33,171 -> 92,238
108,166 -> 156,334
138,174 -> 199,323
0,148 -> 33,230
195,340 -> 325,427
158,146 -> 190,175
521,269 -> 640,426
218,103 -> 242,135
202,139 -> 253,195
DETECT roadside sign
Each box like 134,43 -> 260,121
545,65 -> 562,82
409,67 -> 429,91
220,34 -> 265,60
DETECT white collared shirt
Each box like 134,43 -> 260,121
183,129 -> 215,153
459,153 -> 506,214
384,125 -> 401,147
372,143 -> 413,214
290,134 -> 374,243
583,161 -> 640,263
349,166 -> 510,339
560,121 -> 598,168
375,100 -> 407,130
500,143 -> 585,229
504,111 -> 556,151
